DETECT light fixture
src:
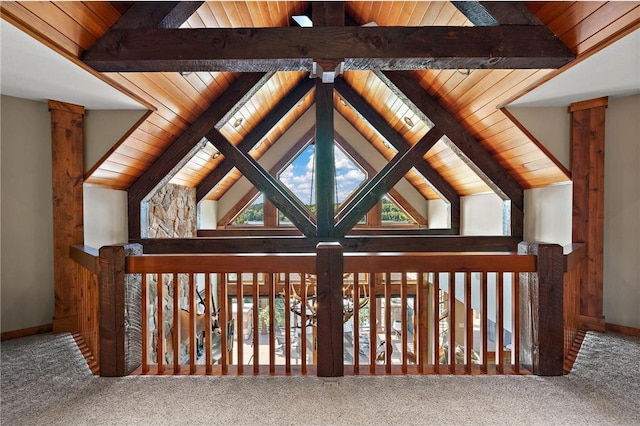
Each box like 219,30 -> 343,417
339,98 -> 347,107
403,116 -> 414,128
212,150 -> 221,159
233,117 -> 243,128
180,71 -> 192,77
456,69 -> 472,76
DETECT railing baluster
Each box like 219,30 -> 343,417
253,273 -> 259,376
173,273 -> 180,374
385,272 -> 392,375
432,272 -> 440,374
448,272 -> 456,373
465,272 -> 472,374
481,272 -> 488,374
496,272 -> 504,374
205,273 -> 212,375
418,272 -> 427,374
512,272 -> 520,373
353,273 -> 360,374
401,272 -> 408,374
237,272 -> 244,375
369,273 -> 377,375
268,273 -> 275,375
220,273 -> 228,375
189,273 -> 196,374
284,273 -> 291,374
300,274 -> 307,375
157,274 -> 164,375
142,273 -> 148,374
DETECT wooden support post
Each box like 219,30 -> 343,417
570,97 -> 607,330
315,80 -> 336,238
518,242 -> 564,376
99,244 -> 143,377
316,242 -> 344,377
49,100 -> 85,333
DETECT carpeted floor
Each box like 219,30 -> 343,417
1,331 -> 639,425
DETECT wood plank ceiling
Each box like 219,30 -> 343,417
2,1 -> 639,209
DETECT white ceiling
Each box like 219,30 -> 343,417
0,20 -> 144,110
509,29 -> 640,107
1,18 -> 638,110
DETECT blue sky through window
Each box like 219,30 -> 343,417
279,143 -> 366,206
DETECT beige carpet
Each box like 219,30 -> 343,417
1,331 -> 639,425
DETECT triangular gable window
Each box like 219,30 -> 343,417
231,194 -> 264,226
277,141 -> 366,225
381,194 -> 414,225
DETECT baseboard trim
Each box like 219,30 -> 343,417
579,315 -> 606,332
1,323 -> 53,341
606,323 -> 640,337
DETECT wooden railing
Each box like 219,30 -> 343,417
562,243 -> 587,372
70,245 -> 100,373
71,240 -> 578,377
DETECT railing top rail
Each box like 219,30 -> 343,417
124,251 -> 536,274
344,252 -> 536,273
125,253 -> 317,274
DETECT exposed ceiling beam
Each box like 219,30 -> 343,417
207,129 -> 317,237
377,70 -> 524,236
334,76 -> 460,231
453,1 -> 545,26
127,72 -> 268,239
111,2 -> 204,29
196,76 -> 315,202
334,127 -> 444,236
312,1 -> 345,26
82,26 -> 574,72
315,81 -> 336,237
333,132 -> 429,227
216,128 -> 315,227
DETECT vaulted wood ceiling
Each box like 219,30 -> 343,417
3,2 -> 639,231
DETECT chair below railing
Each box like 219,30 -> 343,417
73,240 -> 579,378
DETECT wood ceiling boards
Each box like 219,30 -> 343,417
2,1 -> 639,206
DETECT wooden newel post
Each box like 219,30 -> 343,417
99,244 -> 143,377
518,242 -> 564,376
316,242 -> 344,377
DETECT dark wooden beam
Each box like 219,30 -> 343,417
333,132 -> 429,227
316,242 -> 345,377
377,70 -> 524,236
216,128 -> 314,227
196,77 -> 315,201
110,2 -> 203,29
207,129 -> 317,237
82,26 -> 574,72
315,80 -> 336,237
197,228 -> 459,238
136,236 -> 521,254
335,127 -> 444,236
312,1 -> 345,26
334,76 -> 460,230
453,1 -> 545,26
127,73 -> 268,239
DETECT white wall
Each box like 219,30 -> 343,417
507,106 -> 571,169
84,109 -> 146,173
603,95 -> 640,328
460,192 -> 504,235
83,186 -> 128,248
524,183 -> 572,246
1,95 -> 142,332
1,95 -> 55,332
511,95 -> 640,329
